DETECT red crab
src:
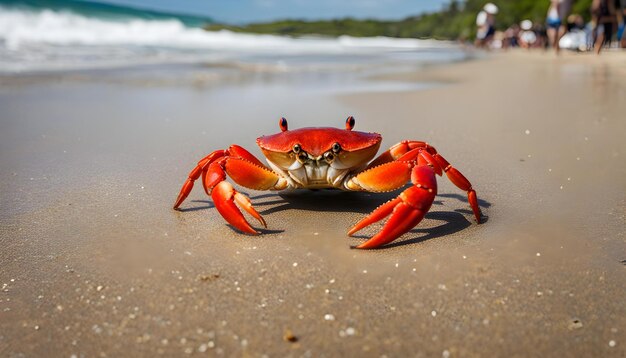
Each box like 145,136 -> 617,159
174,117 -> 481,249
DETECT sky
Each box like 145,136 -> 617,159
97,0 -> 451,24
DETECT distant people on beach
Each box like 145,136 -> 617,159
546,0 -> 573,53
475,3 -> 498,48
519,20 -> 538,48
471,0 -> 626,53
560,14 -> 591,50
567,14 -> 587,32
591,0 -> 617,53
502,24 -> 521,49
534,22 -> 549,48
617,0 -> 626,48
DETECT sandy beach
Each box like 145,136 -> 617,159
1,51 -> 625,357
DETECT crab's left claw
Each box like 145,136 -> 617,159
348,166 -> 437,249
212,181 -> 266,235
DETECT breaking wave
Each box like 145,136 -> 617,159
0,3 -> 462,73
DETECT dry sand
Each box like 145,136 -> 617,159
1,51 -> 625,357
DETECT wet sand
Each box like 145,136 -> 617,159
1,51 -> 625,357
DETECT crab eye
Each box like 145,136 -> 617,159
345,116 -> 355,130
324,152 -> 334,162
331,143 -> 341,153
293,144 -> 301,153
279,117 -> 288,132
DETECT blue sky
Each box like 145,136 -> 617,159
98,0 -> 451,23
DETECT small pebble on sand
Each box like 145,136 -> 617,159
568,319 -> 583,330
198,274 -> 220,282
609,340 -> 616,347
283,329 -> 298,342
324,314 -> 335,321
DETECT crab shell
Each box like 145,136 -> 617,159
256,126 -> 382,172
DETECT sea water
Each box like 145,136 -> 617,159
0,1 -> 475,94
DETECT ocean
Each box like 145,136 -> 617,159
0,0 -> 474,77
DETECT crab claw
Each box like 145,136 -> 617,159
173,150 -> 226,209
349,166 -> 436,249
211,181 -> 266,235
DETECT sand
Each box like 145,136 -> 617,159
1,51 -> 625,357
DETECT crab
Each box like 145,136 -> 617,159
173,117 -> 482,249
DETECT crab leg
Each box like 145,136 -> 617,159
173,145 -> 271,209
367,141 -> 481,222
432,153 -> 482,223
175,144 -> 286,234
173,150 -> 226,209
349,165 -> 437,249
366,140 -> 430,169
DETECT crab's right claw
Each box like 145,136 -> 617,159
348,166 -> 436,249
211,181 -> 266,235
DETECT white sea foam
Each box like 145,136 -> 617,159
0,7 -> 452,50
0,6 -> 461,73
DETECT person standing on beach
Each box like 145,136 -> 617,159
591,0 -> 617,54
618,0 -> 626,48
546,0 -> 574,54
475,3 -> 498,48
547,0 -> 564,53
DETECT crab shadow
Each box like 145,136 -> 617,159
365,211 -> 472,249
254,190 -> 400,215
175,188 -> 491,249
175,200 -> 215,213
438,193 -> 492,209
257,189 -> 490,249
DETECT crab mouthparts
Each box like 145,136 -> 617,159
287,152 -> 332,170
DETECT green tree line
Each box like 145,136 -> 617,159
206,0 -> 594,40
